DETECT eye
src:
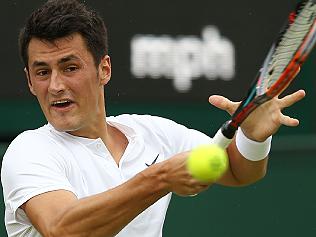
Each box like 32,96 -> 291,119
36,70 -> 49,76
64,65 -> 79,72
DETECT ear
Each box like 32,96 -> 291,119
24,68 -> 36,96
98,55 -> 111,86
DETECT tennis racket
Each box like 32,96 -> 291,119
213,0 -> 316,148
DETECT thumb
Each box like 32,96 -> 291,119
209,95 -> 240,115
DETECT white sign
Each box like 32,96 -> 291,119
131,26 -> 235,92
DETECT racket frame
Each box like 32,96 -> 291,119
213,1 -> 316,147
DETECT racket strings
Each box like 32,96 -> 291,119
259,1 -> 316,93
229,0 -> 316,130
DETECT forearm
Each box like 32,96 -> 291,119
225,138 -> 268,186
51,163 -> 169,237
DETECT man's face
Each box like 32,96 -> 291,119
26,33 -> 111,137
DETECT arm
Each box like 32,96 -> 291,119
22,152 -> 210,237
209,90 -> 306,186
216,136 -> 268,186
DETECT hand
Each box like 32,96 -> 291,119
209,90 -> 306,142
160,152 -> 212,196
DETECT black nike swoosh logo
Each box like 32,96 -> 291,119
145,154 -> 159,167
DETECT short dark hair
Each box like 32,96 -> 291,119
19,0 -> 108,69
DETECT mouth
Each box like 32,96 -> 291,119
51,99 -> 74,109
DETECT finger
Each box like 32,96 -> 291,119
279,89 -> 306,108
187,183 -> 211,196
280,114 -> 300,127
187,176 -> 213,187
198,184 -> 211,190
209,95 -> 240,115
196,185 -> 211,193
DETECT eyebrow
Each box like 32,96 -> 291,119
31,55 -> 81,68
58,55 -> 81,64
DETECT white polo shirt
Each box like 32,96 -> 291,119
1,114 -> 212,237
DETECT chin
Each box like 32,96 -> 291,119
49,119 -> 81,133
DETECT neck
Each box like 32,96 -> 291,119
67,115 -> 128,165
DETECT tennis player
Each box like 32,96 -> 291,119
1,0 -> 305,236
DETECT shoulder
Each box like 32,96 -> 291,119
108,114 -> 182,131
2,124 -> 69,171
108,114 -> 212,152
4,124 -> 61,154
1,124 -> 73,187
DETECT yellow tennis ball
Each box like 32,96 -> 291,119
187,144 -> 228,182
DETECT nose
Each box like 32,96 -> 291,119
48,70 -> 66,95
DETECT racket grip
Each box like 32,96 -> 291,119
212,127 -> 233,149
212,121 -> 237,149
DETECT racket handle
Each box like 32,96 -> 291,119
212,121 -> 237,149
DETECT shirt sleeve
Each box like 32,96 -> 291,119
147,116 -> 213,154
1,130 -> 77,217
